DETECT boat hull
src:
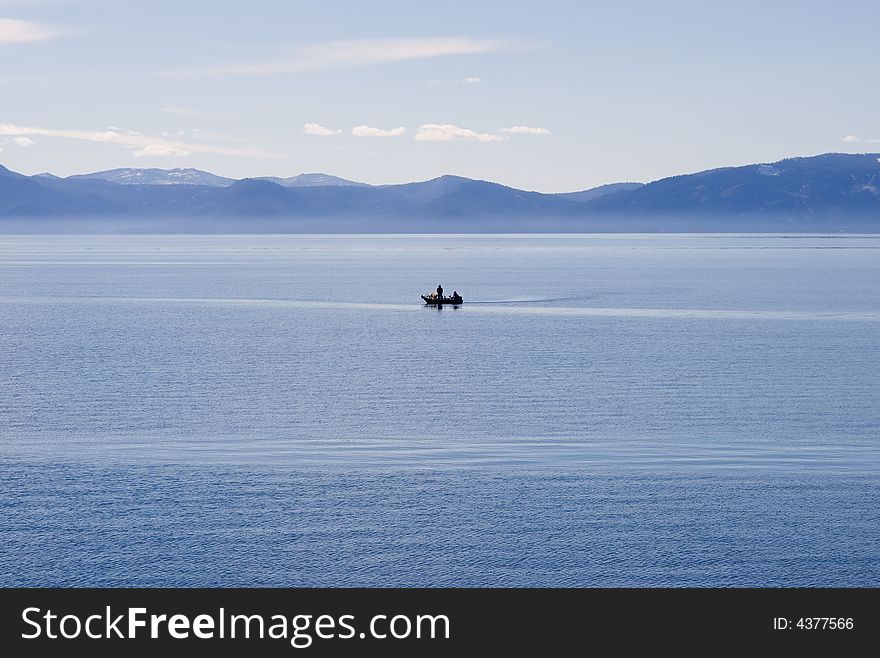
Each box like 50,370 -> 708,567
422,295 -> 463,305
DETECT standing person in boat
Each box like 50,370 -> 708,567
436,284 -> 443,299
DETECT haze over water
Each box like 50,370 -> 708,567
1,233 -> 878,586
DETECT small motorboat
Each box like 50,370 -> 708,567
422,292 -> 463,305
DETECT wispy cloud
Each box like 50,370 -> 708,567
352,125 -> 406,138
12,135 -> 34,146
133,144 -> 190,158
427,76 -> 483,85
414,123 -> 504,142
302,123 -> 341,136
500,126 -> 550,135
0,123 -> 280,158
0,17 -> 66,43
161,128 -> 250,144
169,37 -> 522,77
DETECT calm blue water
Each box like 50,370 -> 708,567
1,234 -> 878,586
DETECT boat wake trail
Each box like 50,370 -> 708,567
469,296 -> 592,305
2,296 -> 880,322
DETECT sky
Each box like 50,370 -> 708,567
0,0 -> 878,192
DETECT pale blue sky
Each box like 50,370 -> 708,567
0,0 -> 877,191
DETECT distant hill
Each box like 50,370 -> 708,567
254,173 -> 369,188
587,154 -> 880,219
382,175 -> 581,217
1,153 -> 878,232
68,167 -> 235,187
0,164 -> 112,217
555,182 -> 644,203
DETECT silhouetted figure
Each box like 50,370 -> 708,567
452,290 -> 460,302
436,284 -> 443,298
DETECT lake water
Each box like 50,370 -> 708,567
1,233 -> 878,586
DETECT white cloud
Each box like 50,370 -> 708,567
303,123 -> 341,136
414,123 -> 504,142
133,144 -> 190,157
429,76 -> 483,85
0,122 -> 280,158
352,125 -> 406,138
169,37 -> 522,77
500,126 -> 551,135
13,136 -> 34,146
842,134 -> 880,144
0,18 -> 65,43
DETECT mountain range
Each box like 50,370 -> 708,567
1,153 -> 878,232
